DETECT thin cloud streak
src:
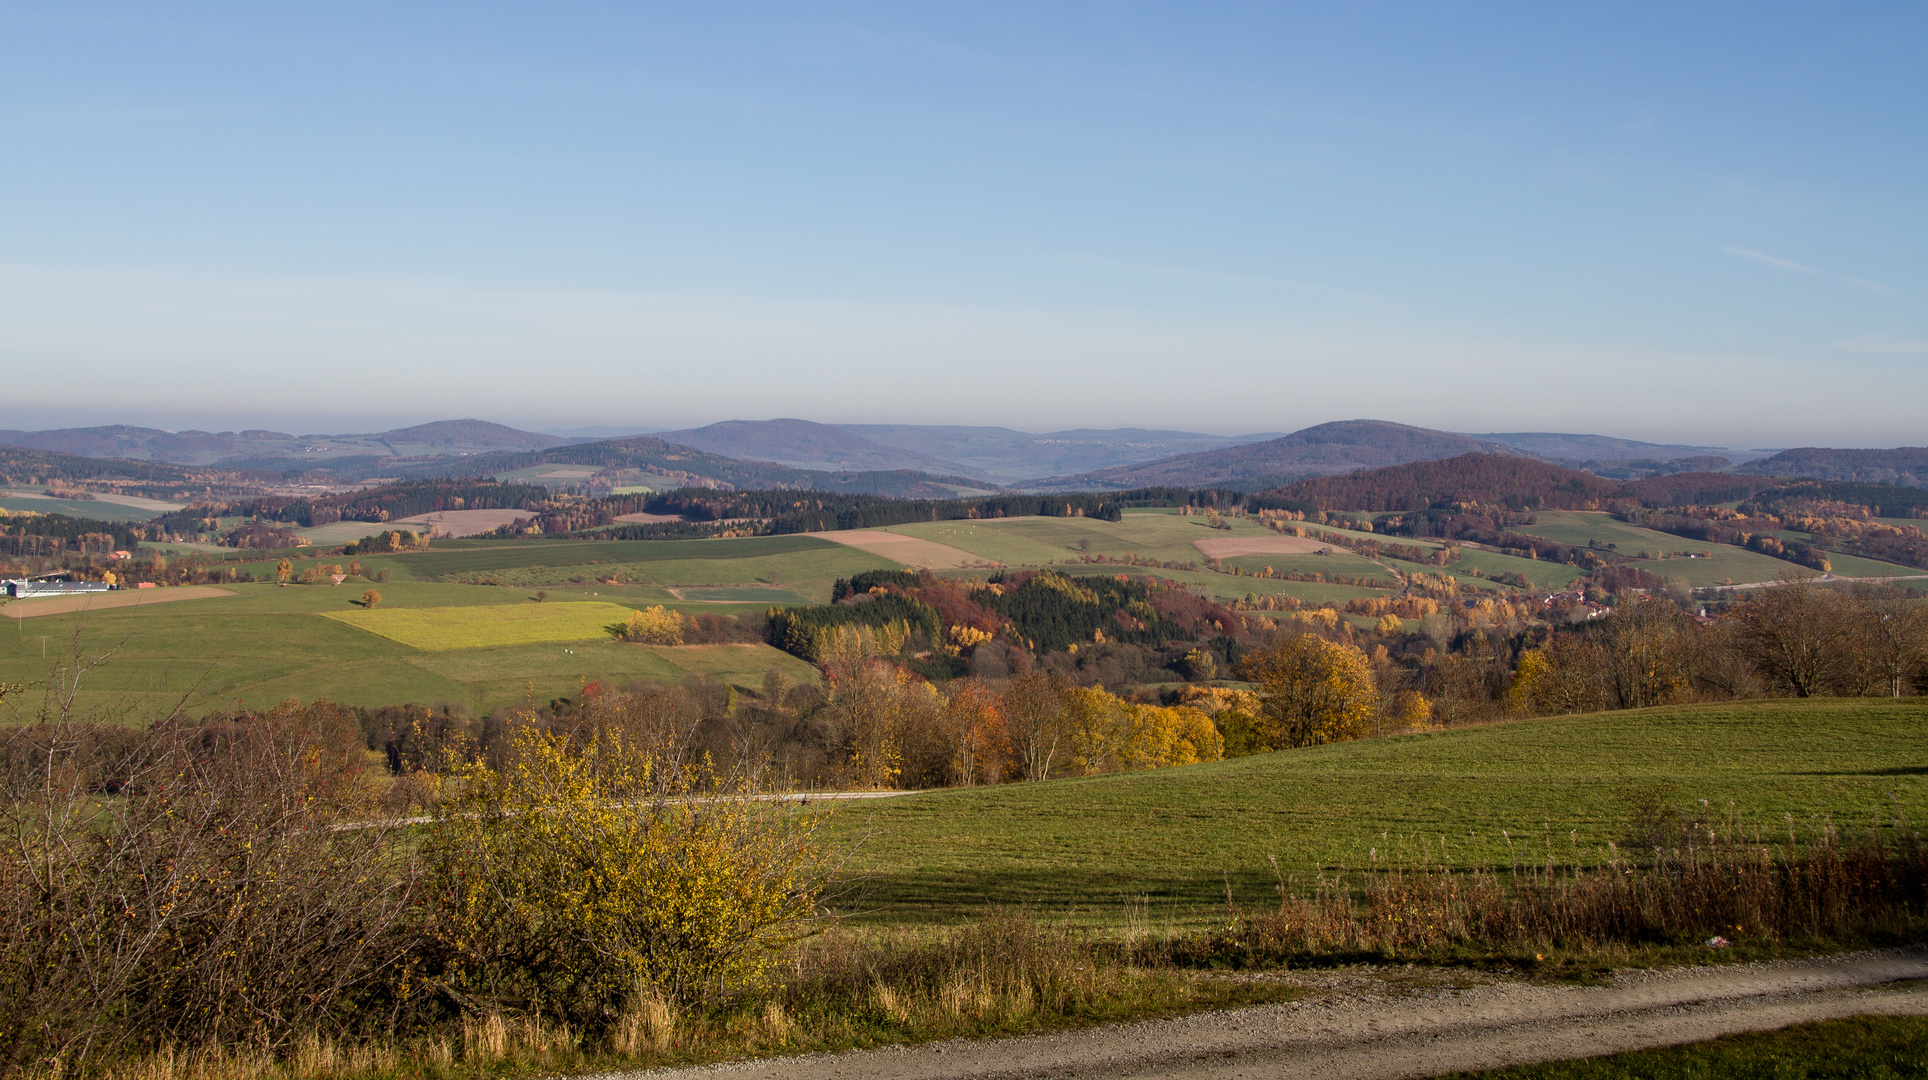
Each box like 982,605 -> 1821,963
1723,246 -> 1894,295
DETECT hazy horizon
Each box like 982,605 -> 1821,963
3,5 -> 1922,446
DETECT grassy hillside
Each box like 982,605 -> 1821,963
831,698 -> 1928,929
0,579 -> 818,717
1510,511 -> 1921,586
1038,420 -> 1512,490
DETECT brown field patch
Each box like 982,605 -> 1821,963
3,586 -> 234,619
392,509 -> 537,537
1192,535 -> 1341,558
818,530 -> 992,570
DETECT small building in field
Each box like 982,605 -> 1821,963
4,577 -> 118,599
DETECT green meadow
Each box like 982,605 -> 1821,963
828,698 -> 1928,930
1508,510 -> 1922,587
0,579 -> 817,717
321,601 -> 643,651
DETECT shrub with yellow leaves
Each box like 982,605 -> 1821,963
422,723 -> 828,1019
621,605 -> 688,645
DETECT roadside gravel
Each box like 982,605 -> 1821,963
599,948 -> 1928,1080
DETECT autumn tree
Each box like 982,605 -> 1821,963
1235,635 -> 1378,748
1000,672 -> 1071,781
1734,580 -> 1857,697
1846,587 -> 1928,698
943,679 -> 1010,785
621,605 -> 688,646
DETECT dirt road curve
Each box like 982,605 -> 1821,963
609,949 -> 1928,1080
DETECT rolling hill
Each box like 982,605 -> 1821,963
836,424 -> 1283,482
1739,447 -> 1928,487
409,435 -> 1000,498
649,419 -> 969,475
1269,453 -> 1632,511
0,419 -> 569,469
1033,420 -> 1520,491
1474,432 -> 1727,462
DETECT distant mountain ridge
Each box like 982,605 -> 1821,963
836,424 -> 1283,482
1032,420 -> 1521,491
1473,432 -> 1727,462
1268,453 -> 1631,511
0,419 -> 566,468
406,435 -> 1000,499
1740,447 -> 1928,487
649,419 -> 970,475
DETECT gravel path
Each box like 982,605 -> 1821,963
603,948 -> 1928,1080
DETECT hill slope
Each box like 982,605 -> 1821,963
840,698 -> 1928,925
412,436 -> 997,497
1035,420 -> 1516,490
1740,447 -> 1928,487
1268,452 -> 1631,511
838,425 -> 1281,482
1475,432 -> 1725,462
650,419 -> 969,475
0,419 -> 568,468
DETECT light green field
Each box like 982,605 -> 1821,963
831,698 -> 1928,930
363,535 -> 899,602
883,514 -> 1429,604
0,581 -> 817,718
1508,511 -> 1918,587
1449,547 -> 1590,589
1823,551 -> 1928,580
321,601 -> 639,650
297,521 -> 390,545
0,493 -> 164,522
674,585 -> 815,603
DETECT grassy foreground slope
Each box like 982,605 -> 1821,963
0,581 -> 818,717
834,699 -> 1928,930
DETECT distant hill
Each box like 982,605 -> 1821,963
411,435 -> 999,498
1739,447 -> 1928,487
375,420 -> 567,454
1624,472 -> 1785,507
0,445 -> 198,486
0,419 -> 568,469
1474,432 -> 1725,462
837,425 -> 1282,483
1034,420 -> 1517,491
650,419 -> 969,475
1269,453 -> 1630,512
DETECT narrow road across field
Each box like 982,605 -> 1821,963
607,948 -> 1928,1080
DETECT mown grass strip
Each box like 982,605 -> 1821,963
1445,1013 -> 1928,1078
320,601 -> 639,650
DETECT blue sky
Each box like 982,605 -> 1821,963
2,3 -> 1922,445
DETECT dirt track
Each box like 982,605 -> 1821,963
608,948 -> 1928,1080
3,586 -> 234,619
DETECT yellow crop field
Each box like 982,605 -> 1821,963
321,601 -> 636,651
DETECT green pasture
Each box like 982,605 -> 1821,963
0,581 -> 817,718
322,601 -> 640,651
888,514 -> 1423,606
1449,547 -> 1589,590
1823,551 -> 1928,580
0,492 -> 166,522
1508,511 -> 1913,587
297,521 -> 389,545
369,535 -> 897,601
829,698 -> 1928,931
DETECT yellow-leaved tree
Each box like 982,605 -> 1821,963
1121,704 -> 1223,770
1235,635 -> 1378,749
422,724 -> 828,1017
622,605 -> 689,645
